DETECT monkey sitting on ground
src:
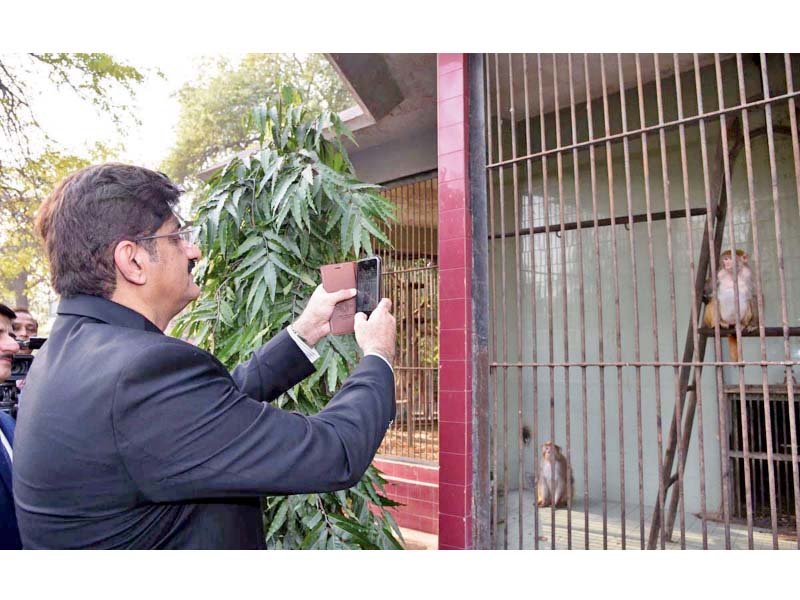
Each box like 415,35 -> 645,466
536,441 -> 573,509
703,249 -> 758,362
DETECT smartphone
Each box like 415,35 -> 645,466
356,256 -> 381,317
320,261 -> 357,335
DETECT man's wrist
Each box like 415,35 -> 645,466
291,320 -> 320,347
364,351 -> 394,374
363,348 -> 393,367
287,325 -> 321,363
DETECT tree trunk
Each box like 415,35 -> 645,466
9,271 -> 29,309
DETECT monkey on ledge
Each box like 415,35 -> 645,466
703,248 -> 759,362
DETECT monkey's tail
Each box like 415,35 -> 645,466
728,335 -> 740,362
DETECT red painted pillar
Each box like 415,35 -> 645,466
436,53 -> 472,550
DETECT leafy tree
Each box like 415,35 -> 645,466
0,53 -> 144,311
0,150 -> 91,316
0,53 -> 144,152
173,87 -> 403,549
161,54 -> 353,184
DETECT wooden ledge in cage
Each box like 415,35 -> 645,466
698,326 -> 800,337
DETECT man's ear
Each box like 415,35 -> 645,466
113,240 -> 148,286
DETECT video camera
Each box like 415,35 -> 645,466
0,336 -> 46,419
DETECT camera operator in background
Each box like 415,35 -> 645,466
11,308 -> 39,393
0,303 -> 23,549
12,308 -> 38,355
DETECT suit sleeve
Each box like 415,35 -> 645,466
229,329 -> 314,402
111,341 -> 395,502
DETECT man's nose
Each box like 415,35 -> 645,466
1,337 -> 20,355
186,243 -> 202,262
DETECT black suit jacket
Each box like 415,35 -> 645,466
0,411 -> 22,549
12,295 -> 394,549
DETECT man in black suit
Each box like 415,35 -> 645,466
13,163 -> 396,549
0,302 -> 22,549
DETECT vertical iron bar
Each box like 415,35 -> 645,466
423,177 -> 428,462
537,53 -> 558,550
418,183 -> 423,460
694,53 -> 733,548
673,53 -> 709,549
406,183 -> 412,454
402,182 -> 409,454
424,187 -> 428,455
718,54 -> 755,548
758,52 -> 786,547
487,53 -> 500,549
410,182 -> 416,460
507,53 -> 525,550
522,53 -> 541,550
494,52 -> 511,550
394,189 -> 400,456
599,53 -> 627,549
784,52 -> 800,548
432,180 -> 436,463
637,54 -> 667,550
471,53 -> 491,548
416,182 -> 421,460
653,52 -> 687,548
552,53 -> 573,549
567,54 -> 591,550
736,52 -> 773,548
395,185 -> 402,455
409,182 -> 415,456
584,53 -> 609,548
430,177 -> 436,462
732,395 -> 741,522
617,53 -> 646,549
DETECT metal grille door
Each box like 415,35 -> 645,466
375,174 -> 439,463
480,53 -> 800,549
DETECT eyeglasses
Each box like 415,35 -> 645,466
134,225 -> 200,246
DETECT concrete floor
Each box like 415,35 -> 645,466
496,490 -> 798,550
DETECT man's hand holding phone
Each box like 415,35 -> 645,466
354,298 -> 396,366
293,285 -> 358,346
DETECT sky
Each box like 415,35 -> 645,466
25,53 -> 242,170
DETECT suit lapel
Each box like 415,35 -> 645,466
0,415 -> 14,495
0,441 -> 11,497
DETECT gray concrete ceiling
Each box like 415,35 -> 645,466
326,53 -> 437,153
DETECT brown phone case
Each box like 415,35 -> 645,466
320,261 -> 357,335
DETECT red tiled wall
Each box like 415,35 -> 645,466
373,458 -> 439,535
436,53 -> 472,550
